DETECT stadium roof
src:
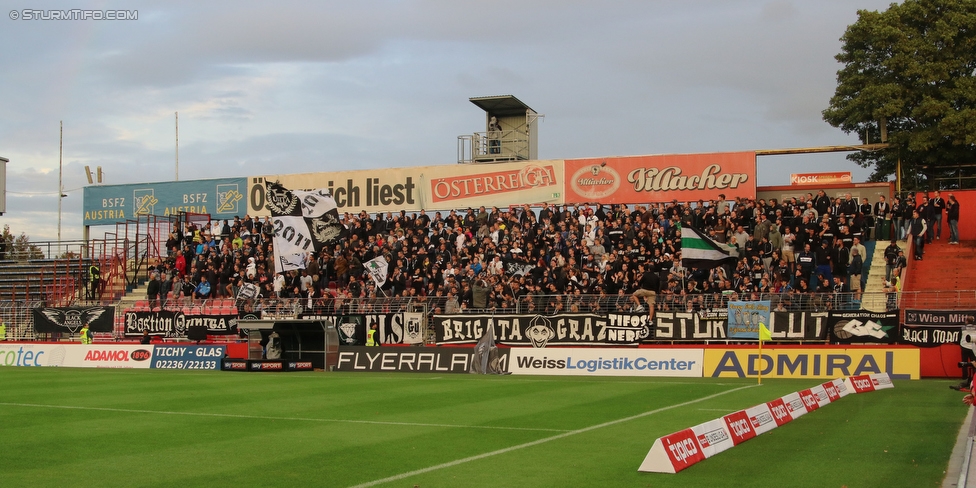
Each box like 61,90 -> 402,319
468,95 -> 535,117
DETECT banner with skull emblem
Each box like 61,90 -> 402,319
264,181 -> 347,273
33,306 -> 115,333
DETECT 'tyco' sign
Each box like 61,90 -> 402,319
124,311 -> 238,336
434,313 -> 651,347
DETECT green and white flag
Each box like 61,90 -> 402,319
680,226 -> 738,270
365,256 -> 389,287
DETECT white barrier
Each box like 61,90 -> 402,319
638,374 -> 887,473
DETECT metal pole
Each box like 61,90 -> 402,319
58,121 -> 63,248
175,112 -> 179,181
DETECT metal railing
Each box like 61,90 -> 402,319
3,291 -> 974,342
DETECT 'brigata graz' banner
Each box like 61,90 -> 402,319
434,313 -> 651,347
432,309 -> 827,345
33,306 -> 115,333
123,311 -> 238,337
826,310 -> 898,344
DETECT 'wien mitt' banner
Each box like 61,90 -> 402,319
264,181 -> 347,272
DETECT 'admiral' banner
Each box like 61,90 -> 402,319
904,309 -> 976,326
826,310 -> 898,344
33,306 -> 115,333
433,313 -> 651,347
123,311 -> 238,337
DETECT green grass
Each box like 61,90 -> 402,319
0,368 -> 967,487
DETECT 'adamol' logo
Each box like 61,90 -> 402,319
133,189 -> 157,215
216,184 -> 243,214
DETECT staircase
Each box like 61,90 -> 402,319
901,239 -> 976,308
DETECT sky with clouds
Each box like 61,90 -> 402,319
0,0 -> 895,243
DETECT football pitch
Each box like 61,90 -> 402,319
0,368 -> 967,487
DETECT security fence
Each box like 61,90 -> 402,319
3,291 -> 974,343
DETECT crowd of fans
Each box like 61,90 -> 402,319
147,189 -> 960,315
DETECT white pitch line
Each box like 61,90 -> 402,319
0,403 -> 569,433
348,384 -> 759,488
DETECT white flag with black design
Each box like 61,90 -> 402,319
365,256 -> 389,287
265,181 -> 346,272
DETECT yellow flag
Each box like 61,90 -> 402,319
759,322 -> 772,342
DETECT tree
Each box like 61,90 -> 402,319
2,225 -> 44,261
823,0 -> 976,189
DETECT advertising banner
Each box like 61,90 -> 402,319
563,151 -> 755,205
123,310 -> 238,336
1,344 -> 64,367
248,170 -> 419,216
703,347 -> 919,379
336,346 -> 500,373
826,310 -> 898,344
425,160 -> 565,209
790,172 -> 852,186
150,345 -> 226,370
433,313 -> 650,346
1,344 -> 154,369
506,347 -> 703,377
639,373 -> 895,474
83,177 -> 247,226
33,306 -> 115,333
